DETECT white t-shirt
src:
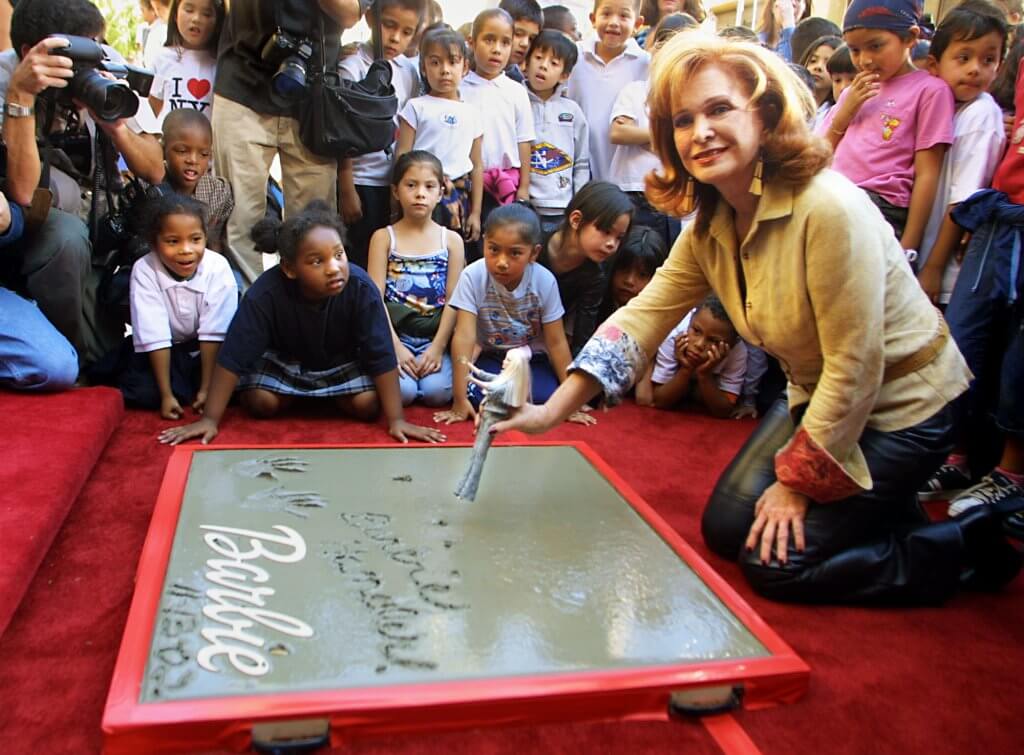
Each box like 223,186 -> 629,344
151,47 -> 217,122
448,259 -> 564,354
919,91 -> 1006,304
812,101 -> 832,133
399,95 -> 484,179
130,249 -> 238,353
338,46 -> 420,186
143,20 -> 168,69
608,79 -> 659,192
460,71 -> 536,170
651,310 -> 748,397
566,38 -> 649,181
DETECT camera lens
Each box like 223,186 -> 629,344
272,56 -> 308,100
71,69 -> 139,121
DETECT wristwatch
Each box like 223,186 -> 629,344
4,102 -> 34,118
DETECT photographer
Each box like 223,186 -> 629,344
0,188 -> 79,391
0,0 -> 163,367
212,0 -> 368,284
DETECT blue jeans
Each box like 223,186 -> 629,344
946,222 -> 1024,438
0,208 -> 120,368
628,193 -> 682,252
0,287 -> 78,390
538,213 -> 564,237
398,335 -> 453,407
467,351 -> 559,408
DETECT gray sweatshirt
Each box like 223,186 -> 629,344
526,84 -> 591,215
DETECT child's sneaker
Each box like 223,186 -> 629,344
947,470 -> 1024,517
918,463 -> 971,501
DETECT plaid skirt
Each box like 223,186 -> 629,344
237,351 -> 375,397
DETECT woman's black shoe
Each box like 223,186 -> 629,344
958,504 -> 1024,592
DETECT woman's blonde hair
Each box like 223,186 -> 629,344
645,32 -> 832,235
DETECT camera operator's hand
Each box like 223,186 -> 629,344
4,38 -> 76,205
7,37 -> 73,103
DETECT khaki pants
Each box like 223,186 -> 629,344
212,94 -> 337,285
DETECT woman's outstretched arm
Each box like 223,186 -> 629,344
489,371 -> 602,435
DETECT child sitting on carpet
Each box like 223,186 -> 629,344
434,203 -> 592,426
641,294 -> 747,417
598,224 -> 667,322
367,150 -> 465,407
596,225 -> 667,406
538,181 -> 634,356
92,193 -> 237,419
158,201 -> 445,446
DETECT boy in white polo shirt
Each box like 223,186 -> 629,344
566,0 -> 649,181
461,7 -> 536,252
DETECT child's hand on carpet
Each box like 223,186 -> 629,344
192,390 -> 208,414
434,398 -> 476,425
160,395 -> 184,420
158,416 -> 219,446
389,419 -> 446,444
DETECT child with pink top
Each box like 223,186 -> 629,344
821,0 -> 955,257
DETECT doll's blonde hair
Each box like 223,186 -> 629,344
645,32 -> 832,235
496,346 -> 533,408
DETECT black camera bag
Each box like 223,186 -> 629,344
298,15 -> 399,159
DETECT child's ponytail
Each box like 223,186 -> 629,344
251,200 -> 347,265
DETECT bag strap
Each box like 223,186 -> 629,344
371,2 -> 384,61
318,15 -> 328,74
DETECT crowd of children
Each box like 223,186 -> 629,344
6,0 -> 1021,530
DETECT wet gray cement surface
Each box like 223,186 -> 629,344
141,447 -> 767,703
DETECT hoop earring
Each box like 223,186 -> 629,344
749,154 -> 764,197
681,177 -> 695,214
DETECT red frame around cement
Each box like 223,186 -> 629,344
102,441 -> 809,754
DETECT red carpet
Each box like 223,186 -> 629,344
0,387 -> 123,638
0,401 -> 1021,754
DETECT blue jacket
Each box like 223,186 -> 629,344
0,198 -> 24,249
952,189 -> 1024,303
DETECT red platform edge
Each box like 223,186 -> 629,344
102,441 -> 809,754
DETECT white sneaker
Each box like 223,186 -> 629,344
947,470 -> 1024,517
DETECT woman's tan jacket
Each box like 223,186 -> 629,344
572,169 -> 971,501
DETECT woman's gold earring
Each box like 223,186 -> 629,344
682,177 -> 695,213
749,155 -> 764,196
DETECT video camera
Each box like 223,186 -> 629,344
44,35 -> 154,122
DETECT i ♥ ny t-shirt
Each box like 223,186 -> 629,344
152,48 -> 217,121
